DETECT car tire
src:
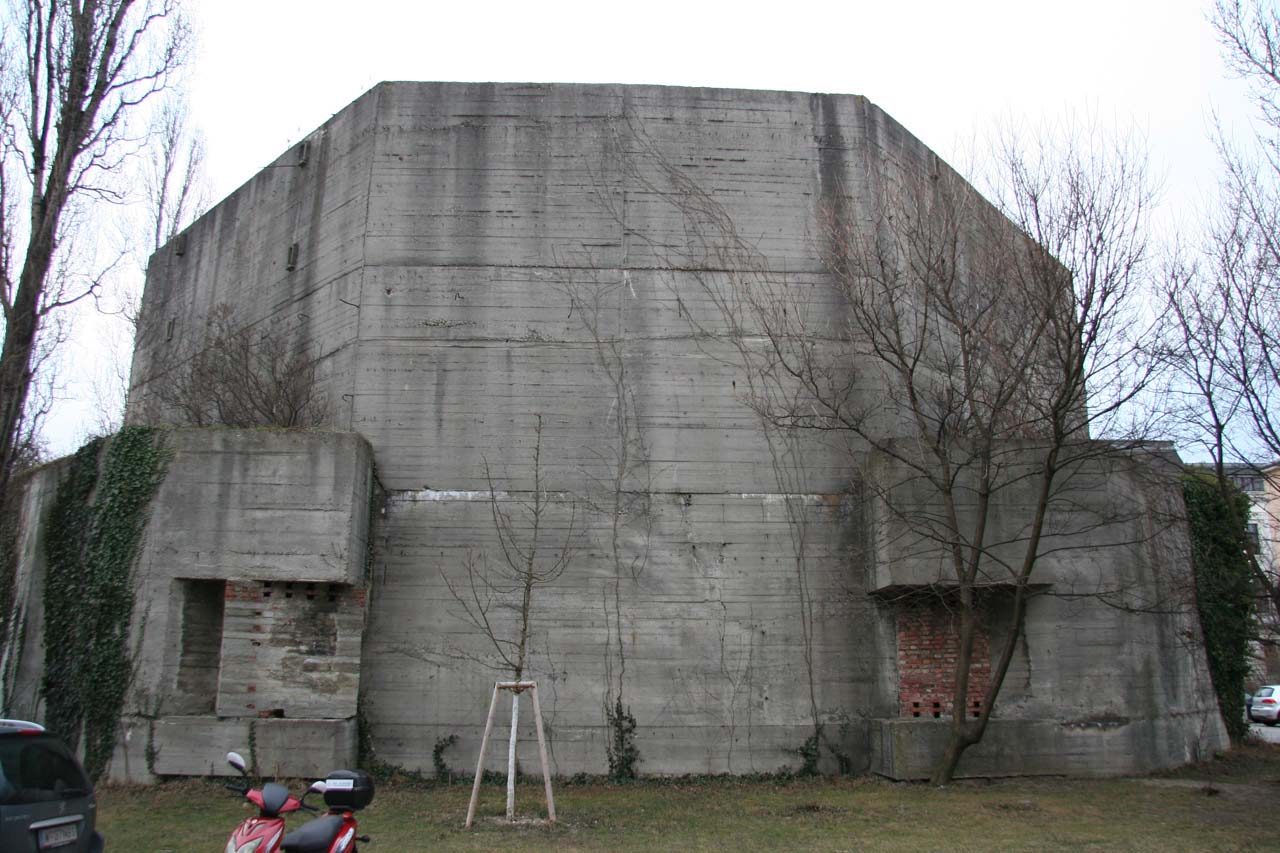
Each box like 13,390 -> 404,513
1268,719 -> 1278,727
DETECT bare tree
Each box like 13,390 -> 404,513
916,130 -> 1157,782
818,131 -> 1158,783
0,0 -> 189,511
140,98 -> 204,258
1155,0 -> 1280,627
1201,3 -> 1280,470
83,96 -> 206,437
614,119 -> 1158,783
1157,238 -> 1280,623
443,414 -> 575,816
141,303 -> 329,429
443,415 -> 577,681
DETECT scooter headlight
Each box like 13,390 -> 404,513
226,840 -> 265,853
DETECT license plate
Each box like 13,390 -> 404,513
38,823 -> 78,849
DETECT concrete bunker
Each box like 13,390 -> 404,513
2,82 -> 1228,781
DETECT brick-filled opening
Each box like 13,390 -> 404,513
217,580 -> 366,719
896,599 -> 992,719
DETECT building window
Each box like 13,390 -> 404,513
1233,475 -> 1262,493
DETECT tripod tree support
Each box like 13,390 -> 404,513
465,681 -> 556,828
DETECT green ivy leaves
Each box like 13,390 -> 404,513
43,438 -> 106,752
1184,474 -> 1257,744
606,696 -> 639,781
41,427 -> 168,781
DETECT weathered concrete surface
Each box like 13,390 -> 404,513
133,430 -> 372,779
146,717 -> 356,779
2,429 -> 373,781
109,82 -> 1228,779
872,716 -> 1218,779
140,429 -> 370,585
364,489 -> 879,776
0,458 -> 69,723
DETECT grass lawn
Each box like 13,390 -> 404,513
97,741 -> 1280,851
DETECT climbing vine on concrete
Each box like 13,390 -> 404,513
433,734 -> 458,782
42,428 -> 168,781
793,726 -> 822,776
1183,474 -> 1256,743
42,438 -> 105,750
605,696 -> 639,781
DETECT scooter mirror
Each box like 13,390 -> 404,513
226,751 -> 247,774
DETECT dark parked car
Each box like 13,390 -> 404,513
0,720 -> 103,852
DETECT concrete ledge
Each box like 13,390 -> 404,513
152,716 -> 250,776
253,718 -> 358,779
150,716 -> 356,779
870,715 -> 1223,780
863,446 -> 1169,594
144,429 -> 373,585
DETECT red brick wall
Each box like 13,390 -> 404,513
897,602 -> 992,719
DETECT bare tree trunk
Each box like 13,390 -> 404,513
0,273 -> 44,502
506,692 -> 519,819
440,416 -> 575,815
0,0 -> 188,503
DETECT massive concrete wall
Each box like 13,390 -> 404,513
116,83 -> 1226,779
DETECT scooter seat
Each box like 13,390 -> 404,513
281,813 -> 345,853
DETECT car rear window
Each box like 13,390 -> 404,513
0,735 -> 91,805
1258,688 -> 1275,698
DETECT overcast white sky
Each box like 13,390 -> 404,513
45,0 -> 1262,454
187,0 -> 1251,209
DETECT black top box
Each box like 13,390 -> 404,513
323,769 -> 374,811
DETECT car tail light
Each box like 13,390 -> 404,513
1262,698 -> 1277,705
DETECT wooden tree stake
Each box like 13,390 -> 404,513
465,681 -> 556,828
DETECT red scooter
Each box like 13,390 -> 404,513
222,750 -> 321,853
277,768 -> 374,853
222,751 -> 374,853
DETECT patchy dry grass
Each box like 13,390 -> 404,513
1157,738 -> 1280,784
97,742 -> 1280,851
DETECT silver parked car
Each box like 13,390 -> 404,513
0,720 -> 103,852
1249,686 -> 1280,726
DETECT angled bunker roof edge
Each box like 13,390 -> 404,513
373,79 -> 876,101
151,80 -> 929,263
